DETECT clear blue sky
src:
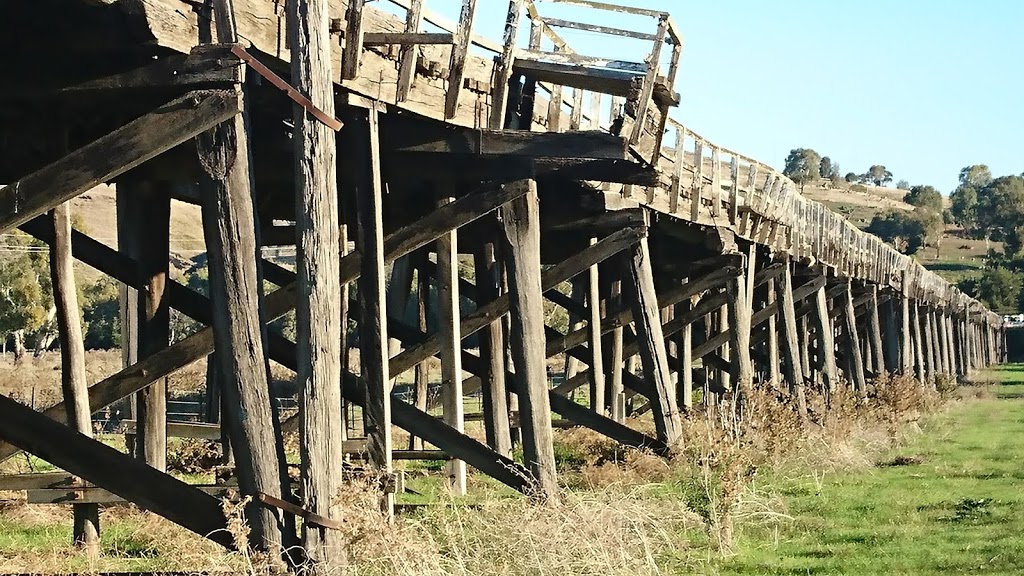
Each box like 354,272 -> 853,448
463,1 -> 1024,193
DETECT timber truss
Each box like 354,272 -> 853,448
0,0 -> 1005,563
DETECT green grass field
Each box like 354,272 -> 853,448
718,365 -> 1024,575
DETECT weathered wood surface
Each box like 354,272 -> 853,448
49,203 -> 100,552
0,393 -> 233,549
198,87 -> 289,551
0,90 -> 238,235
501,179 -> 558,498
293,0 -> 347,558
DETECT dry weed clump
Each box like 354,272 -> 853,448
347,489 -> 696,576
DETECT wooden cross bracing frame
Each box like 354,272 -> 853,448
0,0 -> 1005,564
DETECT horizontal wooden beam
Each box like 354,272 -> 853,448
0,89 -> 239,235
0,393 -> 232,548
391,128 -> 630,159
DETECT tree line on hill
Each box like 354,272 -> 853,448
785,148 -> 1024,313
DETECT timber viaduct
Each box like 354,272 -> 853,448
0,0 -> 1005,564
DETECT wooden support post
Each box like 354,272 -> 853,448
474,241 -> 513,458
775,261 -> 807,418
49,203 -> 100,553
882,297 -> 900,373
605,266 -> 626,422
717,305 -> 731,393
810,275 -> 839,394
587,239 -> 607,414
291,0 -> 347,556
346,104 -> 395,519
865,285 -> 886,376
928,308 -> 942,379
840,280 -> 867,397
128,183 -> 170,472
500,178 -> 558,498
899,292 -> 914,375
115,187 -> 138,429
677,298 -> 693,410
912,302 -> 928,387
436,191 -> 467,496
197,87 -> 288,551
623,235 -> 683,446
396,0 -> 424,102
409,256 -> 431,451
490,1 -> 524,130
342,0 -> 366,79
563,278 -> 586,384
937,311 -> 951,375
944,311 -> 957,377
444,0 -> 478,119
766,278 -> 781,387
727,273 -> 754,397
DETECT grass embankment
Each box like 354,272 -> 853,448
720,364 -> 1024,575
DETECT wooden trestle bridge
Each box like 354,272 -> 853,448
0,0 -> 1006,564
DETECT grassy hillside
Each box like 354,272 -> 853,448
802,181 -> 991,286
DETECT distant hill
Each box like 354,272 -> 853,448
800,180 -> 991,285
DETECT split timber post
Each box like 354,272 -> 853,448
409,255 -> 431,451
840,279 -> 867,397
291,0 -> 347,559
115,187 -> 139,430
899,277 -> 914,376
911,302 -> 927,387
765,277 -> 781,387
774,259 -> 807,419
501,178 -> 558,498
197,88 -> 290,550
864,285 -> 885,377
474,239 -> 513,458
604,263 -> 626,422
676,297 -> 693,411
118,182 -> 169,470
346,104 -> 395,518
587,238 -> 607,415
49,203 -> 100,553
928,307 -> 943,379
882,297 -> 900,373
726,267 -> 754,398
622,224 -> 683,447
437,188 -> 468,496
810,272 -> 839,395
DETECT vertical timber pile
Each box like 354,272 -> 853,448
501,178 -> 557,498
774,259 -> 807,419
197,75 -> 287,562
865,286 -> 885,377
347,105 -> 395,518
290,0 -> 346,559
437,190 -> 467,495
136,184 -> 170,471
623,229 -> 683,446
49,203 -> 100,553
474,240 -> 513,457
810,272 -> 839,394
840,279 -> 867,397
587,238 -> 606,415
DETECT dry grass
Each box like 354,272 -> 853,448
0,373 -> 960,574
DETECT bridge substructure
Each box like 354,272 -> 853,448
0,0 -> 1005,565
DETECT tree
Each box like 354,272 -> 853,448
866,208 -> 941,255
865,165 -> 894,187
959,267 -> 1022,313
783,148 -> 822,191
0,236 -> 51,361
844,172 -> 859,183
950,184 -> 979,230
82,278 -> 121,350
950,165 -> 993,232
896,180 -> 911,190
903,185 -> 944,214
819,156 -> 839,180
959,164 -> 993,189
976,175 -> 1024,254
